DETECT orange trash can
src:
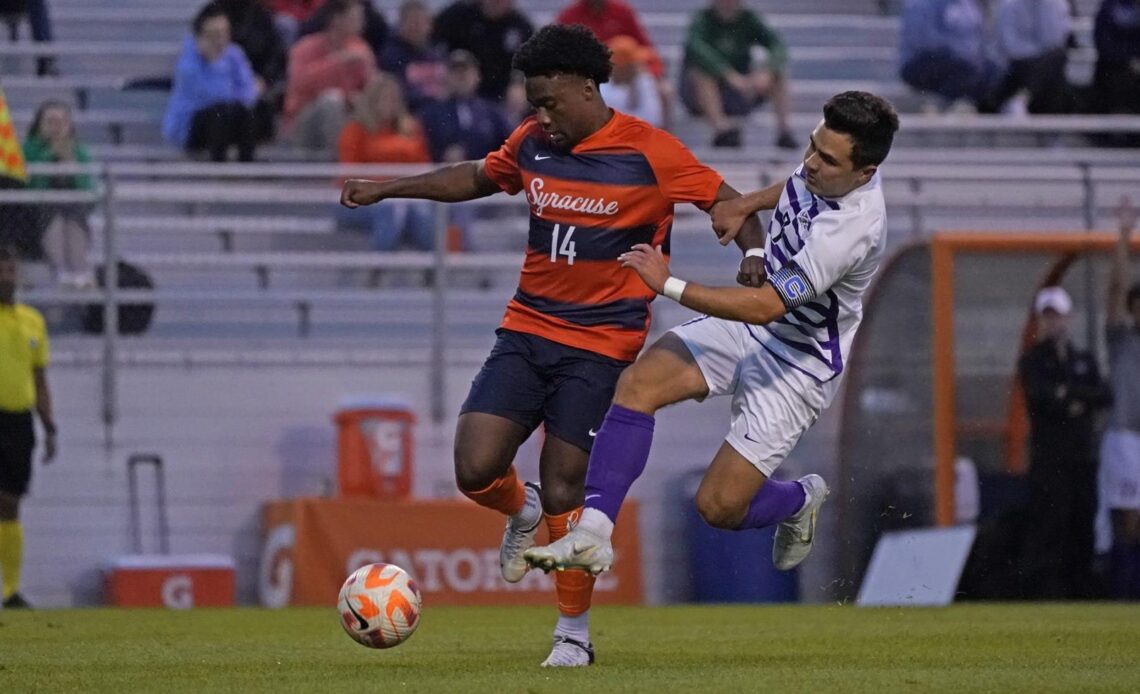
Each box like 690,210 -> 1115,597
335,400 -> 416,499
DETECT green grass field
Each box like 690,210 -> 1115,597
2,604 -> 1139,692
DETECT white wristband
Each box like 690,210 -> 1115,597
744,248 -> 766,260
663,276 -> 688,302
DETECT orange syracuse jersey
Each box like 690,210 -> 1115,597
483,111 -> 724,361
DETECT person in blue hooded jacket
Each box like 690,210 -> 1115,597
899,0 -> 1004,110
162,2 -> 260,162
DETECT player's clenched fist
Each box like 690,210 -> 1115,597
737,255 -> 768,288
710,196 -> 752,246
340,179 -> 385,208
619,244 -> 670,294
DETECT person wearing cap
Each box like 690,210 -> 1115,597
420,50 -> 512,164
599,35 -> 664,128
1018,285 -> 1112,599
419,49 -> 514,251
1102,198 -> 1140,598
381,0 -> 447,114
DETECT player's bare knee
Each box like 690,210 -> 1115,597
452,449 -> 501,493
612,364 -> 663,414
694,489 -> 745,530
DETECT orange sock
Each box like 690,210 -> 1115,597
546,507 -> 596,617
460,466 -> 526,516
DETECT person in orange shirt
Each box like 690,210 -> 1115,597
284,0 -> 376,154
341,25 -> 770,667
337,73 -> 434,252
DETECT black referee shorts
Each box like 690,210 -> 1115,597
0,411 -> 35,497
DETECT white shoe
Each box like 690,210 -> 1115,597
540,635 -> 594,667
500,481 -> 542,583
524,523 -> 613,576
772,474 -> 829,571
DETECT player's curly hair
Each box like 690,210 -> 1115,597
823,91 -> 899,169
512,24 -> 612,85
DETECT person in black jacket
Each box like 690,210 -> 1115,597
216,0 -> 287,141
1018,286 -> 1113,598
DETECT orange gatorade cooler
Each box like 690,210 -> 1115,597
335,398 -> 416,499
106,554 -> 235,608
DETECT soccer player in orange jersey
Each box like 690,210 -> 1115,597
341,24 -> 768,666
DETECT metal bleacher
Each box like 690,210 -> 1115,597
2,0 -> 1138,345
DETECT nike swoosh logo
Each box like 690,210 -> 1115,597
585,494 -> 601,501
743,432 -> 762,443
588,429 -> 597,437
346,601 -> 369,630
535,154 -> 551,161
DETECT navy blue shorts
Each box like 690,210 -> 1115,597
0,411 -> 35,497
460,329 -> 631,452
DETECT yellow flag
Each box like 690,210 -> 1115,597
0,86 -> 27,182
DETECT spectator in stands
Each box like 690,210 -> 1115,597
264,0 -> 326,45
0,245 -> 58,611
991,0 -> 1072,114
554,0 -> 672,128
218,0 -> 287,141
432,0 -> 534,104
420,49 -> 512,251
284,0 -> 376,155
381,0 -> 447,114
163,3 -> 259,162
600,35 -> 663,127
899,0 -> 1004,111
1018,286 -> 1112,599
337,73 -> 435,252
298,0 -> 388,63
22,101 -> 95,289
681,0 -> 794,149
0,0 -> 57,75
1102,199 -> 1140,599
1091,0 -> 1140,130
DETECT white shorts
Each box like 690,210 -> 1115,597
1100,428 -> 1140,510
671,316 -> 821,477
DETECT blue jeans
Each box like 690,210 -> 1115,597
336,201 -> 436,251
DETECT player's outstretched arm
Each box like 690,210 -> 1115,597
340,160 -> 501,208
620,244 -> 786,325
710,181 -> 783,243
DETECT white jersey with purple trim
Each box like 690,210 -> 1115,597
759,165 -> 887,406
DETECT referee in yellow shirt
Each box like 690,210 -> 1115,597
0,246 -> 57,609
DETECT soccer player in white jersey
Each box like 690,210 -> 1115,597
525,91 -> 899,576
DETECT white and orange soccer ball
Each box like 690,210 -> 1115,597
337,563 -> 423,649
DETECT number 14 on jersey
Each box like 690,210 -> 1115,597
551,224 -> 577,265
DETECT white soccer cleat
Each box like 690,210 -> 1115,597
523,524 -> 613,576
772,474 -> 829,571
540,635 -> 595,667
500,481 -> 542,583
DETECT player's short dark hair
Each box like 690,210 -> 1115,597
512,24 -> 612,85
1128,282 -> 1140,311
823,91 -> 899,169
0,245 -> 17,263
192,2 -> 227,35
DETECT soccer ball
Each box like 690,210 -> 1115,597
337,563 -> 423,649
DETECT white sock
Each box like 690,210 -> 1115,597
514,484 -> 542,529
577,508 -> 615,540
554,612 -> 590,643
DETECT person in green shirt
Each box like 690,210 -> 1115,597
681,0 -> 794,149
22,101 -> 97,289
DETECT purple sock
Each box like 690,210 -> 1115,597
583,404 -> 655,523
738,479 -> 806,530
